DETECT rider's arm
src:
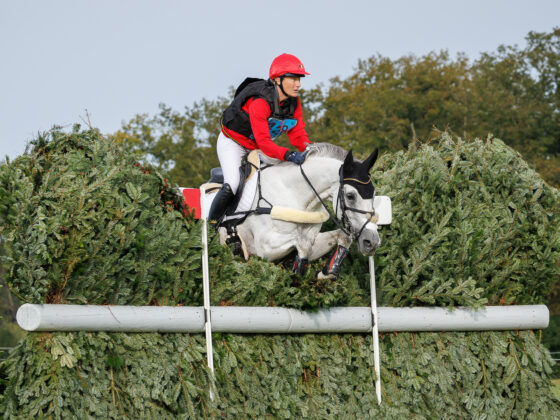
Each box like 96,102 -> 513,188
247,98 -> 291,160
287,99 -> 312,151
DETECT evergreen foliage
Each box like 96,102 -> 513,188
371,133 -> 560,308
1,330 -> 557,418
0,126 -> 200,307
1,129 -> 559,417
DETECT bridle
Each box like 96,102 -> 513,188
299,164 -> 378,240
336,166 -> 378,239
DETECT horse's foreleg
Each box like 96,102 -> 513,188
291,225 -> 322,276
310,230 -> 353,280
307,230 -> 340,261
317,245 -> 350,279
292,255 -> 309,275
308,230 -> 352,260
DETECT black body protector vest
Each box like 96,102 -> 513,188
222,78 -> 299,141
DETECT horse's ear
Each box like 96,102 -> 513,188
363,148 -> 378,172
343,150 -> 354,172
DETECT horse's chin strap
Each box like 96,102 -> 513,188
298,165 -> 377,240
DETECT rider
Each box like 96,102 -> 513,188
208,53 -> 313,223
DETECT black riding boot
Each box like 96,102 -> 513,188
208,183 -> 235,223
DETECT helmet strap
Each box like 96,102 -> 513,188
270,79 -> 281,116
278,76 -> 290,98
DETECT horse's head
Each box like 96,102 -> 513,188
337,148 -> 380,255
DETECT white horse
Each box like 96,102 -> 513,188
209,143 -> 381,279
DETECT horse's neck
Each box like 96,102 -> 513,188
302,157 -> 341,208
263,156 -> 341,211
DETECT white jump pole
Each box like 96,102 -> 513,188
368,196 -> 391,406
199,185 -> 215,400
17,304 -> 549,332
369,256 -> 382,405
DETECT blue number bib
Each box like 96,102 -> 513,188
250,118 -> 298,141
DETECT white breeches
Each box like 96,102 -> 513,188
216,132 -> 248,194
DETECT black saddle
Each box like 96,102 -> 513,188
209,167 -> 224,184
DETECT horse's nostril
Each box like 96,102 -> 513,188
363,239 -> 372,249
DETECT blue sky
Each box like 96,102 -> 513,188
1,0 -> 558,160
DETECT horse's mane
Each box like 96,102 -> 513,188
305,142 -> 346,161
258,142 -> 347,165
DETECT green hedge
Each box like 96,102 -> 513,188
1,330 -> 556,419
0,127 -> 200,307
1,128 -> 559,418
373,133 -> 560,308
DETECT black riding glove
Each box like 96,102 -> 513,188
284,150 -> 307,165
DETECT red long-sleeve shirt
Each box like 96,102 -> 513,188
222,97 -> 311,160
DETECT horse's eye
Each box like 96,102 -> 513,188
346,192 -> 356,201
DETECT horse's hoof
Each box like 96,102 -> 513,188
316,271 -> 335,281
231,241 -> 243,257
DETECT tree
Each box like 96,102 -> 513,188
473,27 -> 560,186
115,98 -> 229,188
300,29 -> 560,185
302,51 -> 474,154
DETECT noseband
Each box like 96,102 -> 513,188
299,164 -> 377,239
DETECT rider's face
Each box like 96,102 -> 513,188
276,76 -> 301,99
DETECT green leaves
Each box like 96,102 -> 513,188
372,133 -> 560,308
0,127 -> 201,307
1,128 -> 559,417
2,329 -> 558,418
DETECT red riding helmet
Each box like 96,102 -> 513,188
269,54 -> 310,79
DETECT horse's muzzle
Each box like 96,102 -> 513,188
358,226 -> 380,255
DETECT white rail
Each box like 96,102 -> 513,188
17,304 -> 549,333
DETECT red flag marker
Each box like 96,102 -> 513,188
181,188 -> 202,219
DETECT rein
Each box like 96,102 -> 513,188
298,165 -> 349,235
299,164 -> 377,239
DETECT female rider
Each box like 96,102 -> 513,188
208,53 -> 312,222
